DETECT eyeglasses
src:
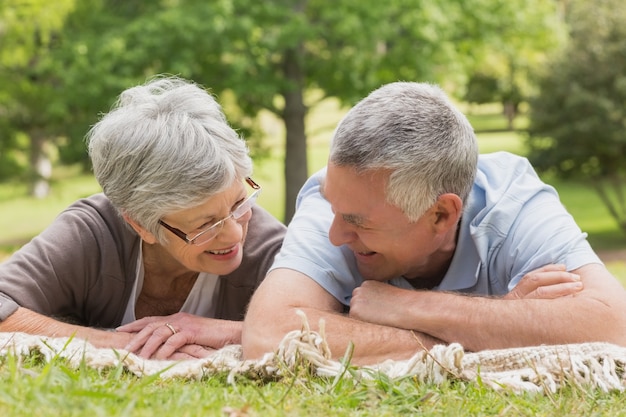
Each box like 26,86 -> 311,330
158,177 -> 261,246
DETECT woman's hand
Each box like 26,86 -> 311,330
116,312 -> 242,360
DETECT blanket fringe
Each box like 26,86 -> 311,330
1,312 -> 625,394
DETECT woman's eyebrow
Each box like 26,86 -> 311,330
186,188 -> 247,224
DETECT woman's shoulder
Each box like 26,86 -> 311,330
240,205 -> 285,263
54,193 -> 138,250
249,205 -> 287,234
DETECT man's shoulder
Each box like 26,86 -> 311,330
475,152 -> 547,196
477,152 -> 535,177
467,151 -> 559,234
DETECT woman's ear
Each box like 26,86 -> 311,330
122,213 -> 158,244
431,193 -> 463,231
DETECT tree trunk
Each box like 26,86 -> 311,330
281,47 -> 308,224
28,130 -> 52,199
593,177 -> 626,237
503,101 -> 516,131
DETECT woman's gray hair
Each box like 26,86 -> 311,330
329,82 -> 478,221
87,75 -> 252,242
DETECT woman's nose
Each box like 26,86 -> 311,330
218,215 -> 244,241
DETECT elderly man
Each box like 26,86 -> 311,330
242,81 -> 626,364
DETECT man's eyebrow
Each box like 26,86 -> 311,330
342,213 -> 366,226
319,178 -> 368,226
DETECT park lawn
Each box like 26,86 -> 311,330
2,346 -> 626,416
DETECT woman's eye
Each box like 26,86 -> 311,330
196,221 -> 216,232
232,197 -> 246,210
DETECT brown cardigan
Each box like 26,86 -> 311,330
0,193 -> 285,325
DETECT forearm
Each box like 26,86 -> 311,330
0,307 -> 131,349
243,305 -> 441,365
351,264 -> 626,351
197,319 -> 242,347
395,290 -> 626,351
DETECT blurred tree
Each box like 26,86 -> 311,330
527,0 -> 626,235
89,0 -> 498,222
179,0 -> 565,222
0,0 -> 77,196
50,0 -> 175,168
462,0 -> 565,130
464,73 -> 500,106
1,0 -> 565,222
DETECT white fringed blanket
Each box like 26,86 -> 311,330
1,321 -> 625,394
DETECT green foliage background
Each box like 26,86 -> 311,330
527,0 -> 626,235
0,0 -> 566,221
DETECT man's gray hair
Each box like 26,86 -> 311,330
329,82 -> 478,221
87,75 -> 252,242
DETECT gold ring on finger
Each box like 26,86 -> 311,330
165,323 -> 177,335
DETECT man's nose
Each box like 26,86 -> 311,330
328,215 -> 357,247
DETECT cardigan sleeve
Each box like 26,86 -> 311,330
0,194 -> 140,327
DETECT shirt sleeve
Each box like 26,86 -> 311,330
474,153 -> 602,293
269,168 -> 363,306
502,188 -> 601,291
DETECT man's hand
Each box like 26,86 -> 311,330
349,281 -> 408,327
117,312 -> 241,360
349,264 -> 584,329
504,264 -> 583,300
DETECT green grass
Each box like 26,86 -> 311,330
2,353 -> 626,416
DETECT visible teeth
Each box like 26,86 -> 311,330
209,249 -> 231,255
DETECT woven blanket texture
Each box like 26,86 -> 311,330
1,327 -> 625,394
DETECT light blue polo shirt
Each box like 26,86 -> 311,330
270,152 -> 601,306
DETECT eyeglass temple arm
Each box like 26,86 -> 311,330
245,177 -> 261,190
158,219 -> 189,241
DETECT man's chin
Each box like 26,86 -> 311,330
356,266 -> 391,282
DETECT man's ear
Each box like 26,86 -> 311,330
431,193 -> 463,231
122,213 -> 158,244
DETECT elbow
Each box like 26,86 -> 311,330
241,318 -> 281,360
604,311 -> 626,347
241,306 -> 308,359
583,297 -> 626,347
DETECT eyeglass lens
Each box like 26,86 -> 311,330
190,188 -> 261,245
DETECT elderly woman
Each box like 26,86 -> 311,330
0,76 -> 285,359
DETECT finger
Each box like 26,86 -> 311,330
532,264 -> 567,273
168,344 -> 215,360
139,327 -> 183,359
517,270 -> 580,292
148,334 -> 189,360
528,281 -> 584,299
124,321 -> 168,352
528,270 -> 580,285
117,316 -> 161,332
